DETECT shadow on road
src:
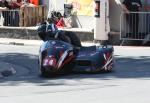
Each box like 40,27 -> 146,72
0,53 -> 150,85
0,53 -> 38,74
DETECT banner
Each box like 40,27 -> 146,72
66,0 -> 93,16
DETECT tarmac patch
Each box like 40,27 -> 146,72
0,62 -> 16,78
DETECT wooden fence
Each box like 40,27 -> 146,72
19,5 -> 47,27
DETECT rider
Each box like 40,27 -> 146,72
38,17 -> 82,47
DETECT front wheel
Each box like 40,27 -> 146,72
38,60 -> 49,77
104,64 -> 113,72
103,60 -> 114,73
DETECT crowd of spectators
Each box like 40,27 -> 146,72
0,0 -> 36,26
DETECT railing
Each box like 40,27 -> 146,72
0,10 -> 20,27
0,5 -> 47,27
120,12 -> 150,45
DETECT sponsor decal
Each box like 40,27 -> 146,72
103,52 -> 113,70
43,56 -> 57,67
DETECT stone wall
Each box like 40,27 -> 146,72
0,27 -> 94,42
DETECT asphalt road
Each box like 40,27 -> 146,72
0,44 -> 150,103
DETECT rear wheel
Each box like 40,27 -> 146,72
103,52 -> 114,72
103,62 -> 114,72
105,65 -> 113,72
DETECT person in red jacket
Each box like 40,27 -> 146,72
9,0 -> 22,9
29,0 -> 38,6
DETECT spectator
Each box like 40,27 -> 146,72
143,0 -> 150,33
0,0 -> 7,10
29,0 -> 38,6
0,0 -> 22,26
21,0 -> 37,7
122,0 -> 142,36
9,0 -> 22,26
0,0 -> 6,26
0,0 -> 11,26
1,0 -> 37,26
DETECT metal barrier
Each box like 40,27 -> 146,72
20,5 -> 47,27
0,5 -> 47,27
0,10 -> 20,27
120,12 -> 150,45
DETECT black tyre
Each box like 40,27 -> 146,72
103,62 -> 114,72
38,60 -> 49,77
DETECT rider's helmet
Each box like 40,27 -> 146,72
38,21 -> 59,41
37,11 -> 60,41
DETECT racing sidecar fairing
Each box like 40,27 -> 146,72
38,40 -> 114,77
